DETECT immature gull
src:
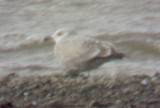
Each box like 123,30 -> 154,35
50,28 -> 124,76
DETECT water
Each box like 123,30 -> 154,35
0,0 -> 160,76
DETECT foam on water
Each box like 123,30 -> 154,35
0,33 -> 53,51
0,32 -> 160,76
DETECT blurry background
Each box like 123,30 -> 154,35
0,0 -> 160,76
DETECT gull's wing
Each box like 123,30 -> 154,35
57,36 -> 114,63
79,36 -> 113,58
54,36 -> 116,70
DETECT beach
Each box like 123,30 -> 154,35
0,72 -> 160,108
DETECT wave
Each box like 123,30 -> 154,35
1,32 -> 160,54
96,31 -> 160,40
0,33 -> 54,52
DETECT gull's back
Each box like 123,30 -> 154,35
54,35 -> 119,71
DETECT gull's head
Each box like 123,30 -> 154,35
52,28 -> 75,43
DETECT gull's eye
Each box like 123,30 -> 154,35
57,32 -> 63,36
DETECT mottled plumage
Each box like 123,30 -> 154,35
52,28 -> 124,75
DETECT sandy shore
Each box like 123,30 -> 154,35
0,72 -> 160,108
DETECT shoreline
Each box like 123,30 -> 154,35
0,72 -> 160,108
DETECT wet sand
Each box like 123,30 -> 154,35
0,72 -> 160,108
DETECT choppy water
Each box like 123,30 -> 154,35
0,0 -> 160,76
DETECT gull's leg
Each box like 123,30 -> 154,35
79,71 -> 90,79
87,71 -> 90,78
67,70 -> 80,77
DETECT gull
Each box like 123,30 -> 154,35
46,28 -> 124,76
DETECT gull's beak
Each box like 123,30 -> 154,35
43,35 -> 55,44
